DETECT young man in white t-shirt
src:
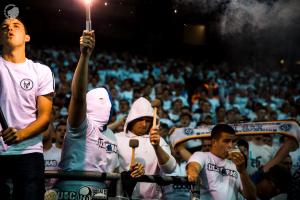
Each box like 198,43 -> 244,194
0,18 -> 54,200
187,124 -> 256,200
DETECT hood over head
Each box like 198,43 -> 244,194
86,87 -> 112,131
125,97 -> 159,133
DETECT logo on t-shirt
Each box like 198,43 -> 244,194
207,163 -> 238,178
20,79 -> 34,90
45,159 -> 59,167
97,138 -> 118,154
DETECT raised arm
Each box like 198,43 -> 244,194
263,136 -> 298,172
68,30 -> 95,127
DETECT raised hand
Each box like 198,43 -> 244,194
229,151 -> 246,172
149,127 -> 160,147
80,30 -> 95,56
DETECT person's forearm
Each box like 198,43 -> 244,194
108,119 -> 124,132
18,112 -> 51,141
154,145 -> 176,173
239,170 -> 256,200
176,145 -> 192,161
71,54 -> 90,101
154,145 -> 170,165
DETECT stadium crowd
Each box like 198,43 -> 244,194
1,24 -> 300,199
32,45 -> 300,200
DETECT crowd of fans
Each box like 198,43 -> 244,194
2,17 -> 300,200
29,46 -> 300,199
29,46 -> 300,128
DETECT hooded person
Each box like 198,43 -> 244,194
55,88 -> 119,196
50,31 -> 144,199
115,97 -> 177,199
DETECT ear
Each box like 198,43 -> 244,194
211,139 -> 217,147
25,34 -> 30,42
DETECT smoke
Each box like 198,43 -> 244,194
176,0 -> 300,64
176,0 -> 300,34
220,0 -> 300,34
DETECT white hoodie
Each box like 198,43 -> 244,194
115,97 -> 176,199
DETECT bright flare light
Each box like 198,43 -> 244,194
83,0 -> 92,30
84,0 -> 92,4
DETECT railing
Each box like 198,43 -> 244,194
44,170 -> 201,199
45,170 -> 191,185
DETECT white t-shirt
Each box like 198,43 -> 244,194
44,144 -> 62,190
247,142 -> 276,175
0,57 -> 54,155
44,144 -> 62,170
56,119 -> 119,197
59,119 -> 119,173
115,131 -> 173,199
188,152 -> 243,200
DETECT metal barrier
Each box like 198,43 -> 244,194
44,170 -> 201,200
45,170 -> 190,185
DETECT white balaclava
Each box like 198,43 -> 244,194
86,87 -> 112,131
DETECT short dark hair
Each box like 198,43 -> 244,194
1,17 -> 28,34
237,139 -> 249,150
211,124 -> 235,139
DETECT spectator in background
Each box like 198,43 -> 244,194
116,99 -> 130,121
43,120 -> 66,171
253,165 -> 291,200
247,134 -> 277,175
43,120 -> 66,190
254,106 -> 269,122
279,154 -> 293,172
177,113 -> 194,128
169,98 -> 183,123
197,99 -> 213,122
277,136 -> 300,175
200,138 -> 211,152
215,106 -> 226,124
119,78 -> 133,102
